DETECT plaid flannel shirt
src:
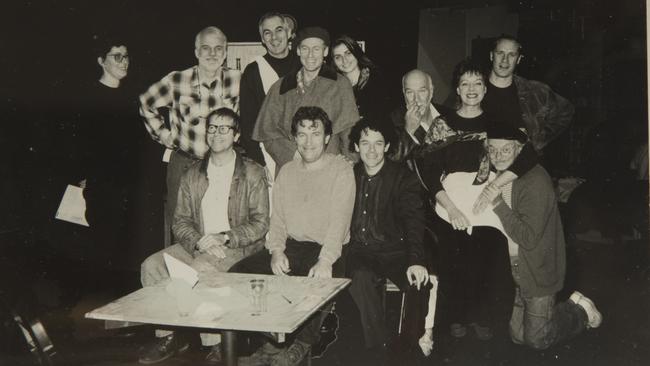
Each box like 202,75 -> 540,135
139,66 -> 241,158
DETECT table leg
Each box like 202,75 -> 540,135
222,330 -> 237,366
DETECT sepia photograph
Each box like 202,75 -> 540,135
1,0 -> 648,365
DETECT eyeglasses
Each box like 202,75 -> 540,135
487,143 -> 518,158
207,124 -> 235,135
106,53 -> 129,63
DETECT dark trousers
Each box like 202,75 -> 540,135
230,239 -> 346,345
346,244 -> 433,348
84,180 -> 133,270
435,219 -> 513,330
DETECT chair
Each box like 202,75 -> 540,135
383,279 -> 407,334
382,275 -> 439,336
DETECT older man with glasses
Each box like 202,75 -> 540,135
139,26 -> 241,247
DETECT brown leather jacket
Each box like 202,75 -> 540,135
172,152 -> 269,257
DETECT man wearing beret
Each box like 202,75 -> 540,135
252,26 -> 360,171
485,124 -> 602,350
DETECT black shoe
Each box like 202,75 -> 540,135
238,341 -> 282,366
138,334 -> 190,364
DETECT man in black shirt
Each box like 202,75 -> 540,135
240,12 -> 300,175
347,118 -> 437,357
482,35 -> 574,153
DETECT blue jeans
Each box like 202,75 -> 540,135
509,257 -> 587,349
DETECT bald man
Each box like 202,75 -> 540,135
390,69 -> 453,161
139,26 -> 241,247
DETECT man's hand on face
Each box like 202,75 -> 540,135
406,265 -> 429,290
271,250 -> 291,275
405,103 -> 423,135
308,259 -> 332,279
197,234 -> 227,258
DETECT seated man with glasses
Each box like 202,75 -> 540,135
486,124 -> 602,350
138,108 -> 269,365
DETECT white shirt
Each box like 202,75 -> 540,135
201,153 -> 236,235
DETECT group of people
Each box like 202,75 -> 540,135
79,10 -> 603,366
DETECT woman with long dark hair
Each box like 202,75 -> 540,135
331,35 -> 389,121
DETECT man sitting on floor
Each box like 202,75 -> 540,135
486,124 -> 602,350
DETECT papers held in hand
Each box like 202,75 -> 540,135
55,184 -> 89,227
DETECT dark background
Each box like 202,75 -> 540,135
0,1 -> 648,365
1,0 -> 647,288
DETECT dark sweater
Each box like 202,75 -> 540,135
493,164 -> 566,297
420,112 -> 489,196
352,68 -> 391,122
77,80 -> 143,185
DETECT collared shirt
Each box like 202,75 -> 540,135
139,66 -> 241,158
201,152 -> 236,235
409,103 -> 442,144
349,160 -> 427,266
352,166 -> 387,246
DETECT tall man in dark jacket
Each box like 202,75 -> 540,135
347,118 -> 437,357
482,35 -> 574,153
138,108 -> 269,365
486,124 -> 601,350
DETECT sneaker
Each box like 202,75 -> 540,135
138,334 -> 189,364
572,291 -> 602,328
468,323 -> 493,341
450,323 -> 467,338
569,291 -> 583,305
238,342 -> 282,366
205,345 -> 222,365
270,340 -> 310,366
418,328 -> 434,356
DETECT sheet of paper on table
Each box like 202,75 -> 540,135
55,184 -> 89,227
163,253 -> 198,287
